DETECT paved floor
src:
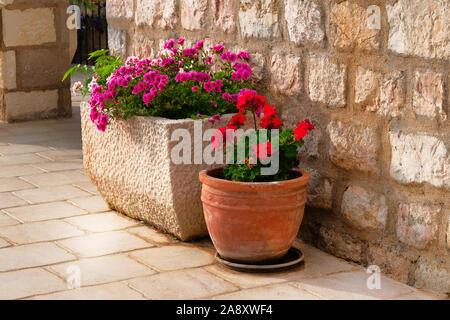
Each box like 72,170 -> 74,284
0,106 -> 441,300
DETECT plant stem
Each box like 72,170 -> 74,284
252,111 -> 257,131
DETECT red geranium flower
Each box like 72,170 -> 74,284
227,113 -> 246,130
211,127 -> 236,150
293,119 -> 315,141
262,104 -> 277,118
260,116 -> 283,129
260,104 -> 283,129
236,92 -> 266,114
251,142 -> 272,161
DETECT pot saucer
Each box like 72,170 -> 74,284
215,247 -> 304,273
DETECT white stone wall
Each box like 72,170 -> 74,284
0,0 -> 73,121
106,0 -> 450,295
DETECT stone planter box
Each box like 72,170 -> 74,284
80,102 -> 233,240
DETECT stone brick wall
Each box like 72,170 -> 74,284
0,0 -> 73,122
107,0 -> 449,295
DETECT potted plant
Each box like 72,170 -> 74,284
199,92 -> 315,263
69,39 -> 257,240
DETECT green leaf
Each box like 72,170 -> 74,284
88,49 -> 109,60
62,65 -> 78,82
81,65 -> 88,75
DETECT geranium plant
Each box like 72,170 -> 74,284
66,39 -> 255,131
211,92 -> 315,182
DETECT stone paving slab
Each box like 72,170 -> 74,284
20,170 -> 90,188
0,177 -> 36,193
291,271 -> 414,300
281,242 -> 360,281
0,192 -> 28,209
392,291 -> 442,300
0,134 -> 57,145
45,139 -> 82,150
0,220 -> 84,245
0,242 -> 75,272
0,164 -> 44,178
127,268 -> 239,300
33,160 -> 84,172
211,283 -> 323,300
57,230 -> 154,258
129,245 -> 215,271
0,144 -> 51,156
36,150 -> 83,161
72,181 -> 99,195
68,196 -> 110,213
0,154 -> 49,166
64,212 -> 140,233
4,201 -> 87,222
48,254 -> 157,287
127,226 -> 178,245
0,211 -> 21,226
30,282 -> 146,300
14,185 -> 91,204
0,268 -> 67,300
0,237 -> 11,248
204,264 -> 288,289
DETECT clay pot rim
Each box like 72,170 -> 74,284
199,166 -> 310,192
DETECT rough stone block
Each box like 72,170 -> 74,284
108,26 -> 127,57
413,256 -> 450,295
387,0 -> 450,60
181,0 -> 208,31
341,185 -> 387,230
413,70 -> 446,120
4,90 -> 59,122
131,30 -> 155,59
16,48 -> 70,90
232,46 -> 265,82
239,0 -> 279,39
354,67 -> 406,118
318,226 -> 363,262
80,102 -> 236,240
270,52 -> 302,96
249,52 -> 265,82
389,131 -> 450,190
330,1 -> 380,51
308,55 -> 346,107
327,120 -> 379,174
2,8 -> 56,47
106,0 -> 134,25
135,0 -> 177,29
397,202 -> 441,249
0,0 -> 14,7
0,50 -> 16,89
213,0 -> 235,33
285,0 -> 324,46
368,244 -> 414,283
354,66 -> 379,105
447,217 -> 450,250
305,168 -> 333,210
378,71 -> 405,118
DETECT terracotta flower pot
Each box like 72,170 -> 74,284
199,167 -> 310,264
